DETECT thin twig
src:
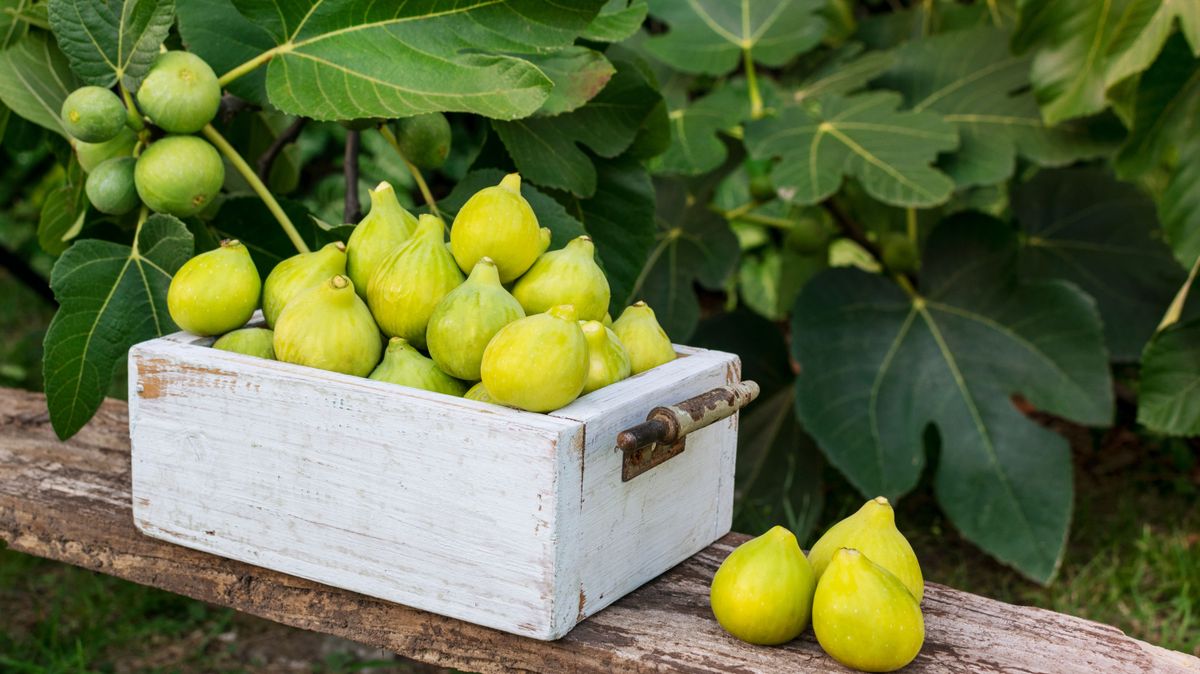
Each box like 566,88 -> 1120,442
219,93 -> 256,125
0,245 -> 54,304
344,130 -> 362,224
825,200 -> 882,260
378,125 -> 441,221
257,118 -> 307,182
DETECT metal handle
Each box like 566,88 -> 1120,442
616,381 -> 760,481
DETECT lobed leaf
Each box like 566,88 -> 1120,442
0,32 -> 80,137
648,83 -> 746,176
582,0 -> 648,43
1137,319 -> 1200,435
525,47 -> 614,117
1161,139 -> 1200,269
47,0 -> 175,89
1114,33 -> 1200,179
176,0 -> 275,107
38,164 -> 88,255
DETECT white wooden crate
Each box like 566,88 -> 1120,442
127,326 -> 740,640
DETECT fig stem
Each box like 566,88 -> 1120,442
202,123 -> 310,254
119,84 -> 145,132
743,48 -> 764,121
378,125 -> 444,227
217,46 -> 286,88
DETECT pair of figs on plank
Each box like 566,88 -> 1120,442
710,497 -> 924,672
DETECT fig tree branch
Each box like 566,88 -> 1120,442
378,125 -> 442,222
344,130 -> 362,223
825,200 -> 882,260
217,47 -> 287,88
257,118 -> 307,182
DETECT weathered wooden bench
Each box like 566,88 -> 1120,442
1,388 -> 1196,673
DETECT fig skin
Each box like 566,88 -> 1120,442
85,157 -> 140,215
611,301 -> 676,374
76,126 -> 138,172
512,235 -> 611,321
136,51 -> 221,134
262,242 -> 348,328
579,320 -> 631,394
367,213 -> 464,348
168,239 -> 261,336
710,526 -> 816,645
480,304 -> 588,412
212,327 -> 275,360
426,257 -> 525,381
812,548 -> 924,672
808,496 -> 924,601
881,233 -> 919,274
61,86 -> 126,143
135,135 -> 225,217
346,181 -> 419,299
369,337 -> 467,397
450,173 -> 550,283
274,275 -> 382,377
393,113 -> 451,169
464,381 -> 497,403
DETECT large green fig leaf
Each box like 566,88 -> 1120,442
176,0 -> 274,107
1014,167 -> 1184,361
793,214 -> 1112,582
791,46 -> 894,104
1115,33 -> 1200,180
648,83 -> 746,176
0,0 -> 34,140
225,0 -> 604,121
0,32 -> 81,137
644,0 -> 825,76
1161,138 -> 1200,268
877,27 -> 1114,188
47,0 -> 174,89
43,215 -> 193,440
1137,319 -> 1200,435
526,47 -> 614,117
745,92 -> 959,208
38,161 -> 88,255
582,0 -> 648,43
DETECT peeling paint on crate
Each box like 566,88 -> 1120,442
136,357 -> 242,399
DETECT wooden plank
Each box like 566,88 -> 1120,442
1,389 -> 1196,674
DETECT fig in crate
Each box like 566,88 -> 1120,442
274,275 -> 382,377
212,327 -> 275,360
512,235 -> 611,322
368,214 -> 463,348
612,301 -> 676,374
427,257 -> 525,381
370,337 -> 466,396
481,304 -> 587,412
167,239 -> 261,336
346,181 -> 419,299
579,320 -> 630,394
262,242 -> 348,328
450,172 -> 550,283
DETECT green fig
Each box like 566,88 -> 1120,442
369,337 -> 466,396
392,112 -> 451,169
61,86 -> 126,143
611,301 -> 676,374
808,496 -> 924,601
262,242 -> 348,327
881,233 -> 919,274
464,381 -> 496,403
710,526 -> 816,646
168,239 -> 261,336
367,214 -> 464,348
135,135 -> 224,217
512,235 -> 610,321
136,51 -> 221,134
76,126 -> 137,173
450,173 -> 549,283
85,157 -> 140,215
579,320 -> 630,394
480,304 -> 587,412
602,312 -> 613,327
274,275 -> 382,377
346,181 -> 419,298
426,257 -> 525,381
212,327 -> 275,360
813,548 -> 924,672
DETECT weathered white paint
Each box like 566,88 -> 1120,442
128,329 -> 740,640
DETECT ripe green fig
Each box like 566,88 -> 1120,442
369,337 -> 466,396
85,157 -> 140,215
881,233 -> 919,274
450,173 -> 550,282
135,135 -> 225,216
579,320 -> 630,394
136,51 -> 221,133
464,381 -> 496,403
346,181 -> 419,298
603,312 -> 613,327
61,86 -> 126,143
813,548 -> 924,672
710,526 -> 816,646
512,235 -> 610,321
426,257 -> 525,381
212,327 -> 275,360
76,126 -> 138,173
367,213 -> 464,347
808,496 -> 924,601
480,304 -> 587,412
168,239 -> 261,336
274,275 -> 382,377
262,242 -> 348,328
611,301 -> 675,374
392,112 -> 451,169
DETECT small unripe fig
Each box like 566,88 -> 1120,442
85,157 -> 140,215
710,526 -> 816,645
808,496 -> 923,601
450,173 -> 549,283
369,337 -> 466,397
274,275 -> 382,377
61,86 -> 126,143
881,233 -> 919,274
784,208 -> 832,254
168,239 -> 261,336
392,112 -> 451,169
481,304 -> 587,412
136,51 -> 221,133
611,301 -> 675,374
262,242 -> 348,327
368,214 -> 464,348
744,157 -> 776,202
76,127 -> 138,172
512,235 -> 610,321
426,257 -> 525,381
464,381 -> 497,403
812,548 -> 924,672
212,327 -> 275,360
579,320 -> 630,394
346,181 -> 419,298
135,135 -> 225,216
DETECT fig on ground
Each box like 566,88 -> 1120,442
369,337 -> 466,397
273,275 -> 382,377
480,304 -> 587,412
167,239 -> 261,336
212,327 -> 275,360
426,257 -> 524,381
135,135 -> 224,217
450,173 -> 549,282
76,126 -> 138,173
808,496 -> 924,601
61,86 -> 126,143
367,213 -> 464,348
346,181 -> 419,298
512,235 -> 610,321
261,242 -> 348,328
136,51 -> 221,134
85,157 -> 140,215
611,301 -> 676,374
579,320 -> 630,394
812,548 -> 924,672
710,526 -> 816,645
392,113 -> 451,169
